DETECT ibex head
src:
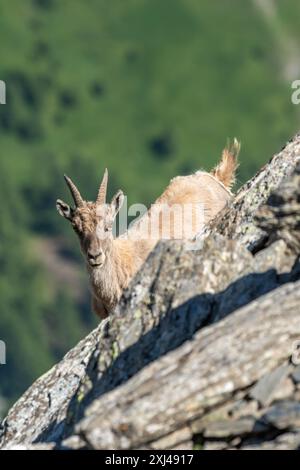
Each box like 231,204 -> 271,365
56,169 -> 124,269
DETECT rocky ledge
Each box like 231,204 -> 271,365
1,133 -> 300,450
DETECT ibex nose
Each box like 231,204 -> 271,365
87,250 -> 102,260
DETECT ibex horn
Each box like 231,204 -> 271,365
64,175 -> 84,207
96,168 -> 108,205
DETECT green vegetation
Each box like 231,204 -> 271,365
0,0 -> 299,409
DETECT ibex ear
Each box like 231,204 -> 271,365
56,199 -> 74,220
110,190 -> 124,218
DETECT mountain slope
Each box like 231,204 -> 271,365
1,132 -> 300,450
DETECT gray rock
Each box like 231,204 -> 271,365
271,377 -> 295,402
292,366 -> 300,384
241,431 -> 300,450
262,401 -> 300,430
2,443 -> 55,450
73,281 -> 300,450
203,441 -> 228,450
230,399 -> 259,419
249,363 -> 290,406
0,321 -> 105,446
204,417 -> 267,439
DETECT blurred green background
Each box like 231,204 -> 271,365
0,0 -> 300,415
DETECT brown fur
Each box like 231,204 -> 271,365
211,138 -> 240,190
57,139 -> 240,319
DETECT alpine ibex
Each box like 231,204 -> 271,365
56,140 -> 240,318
